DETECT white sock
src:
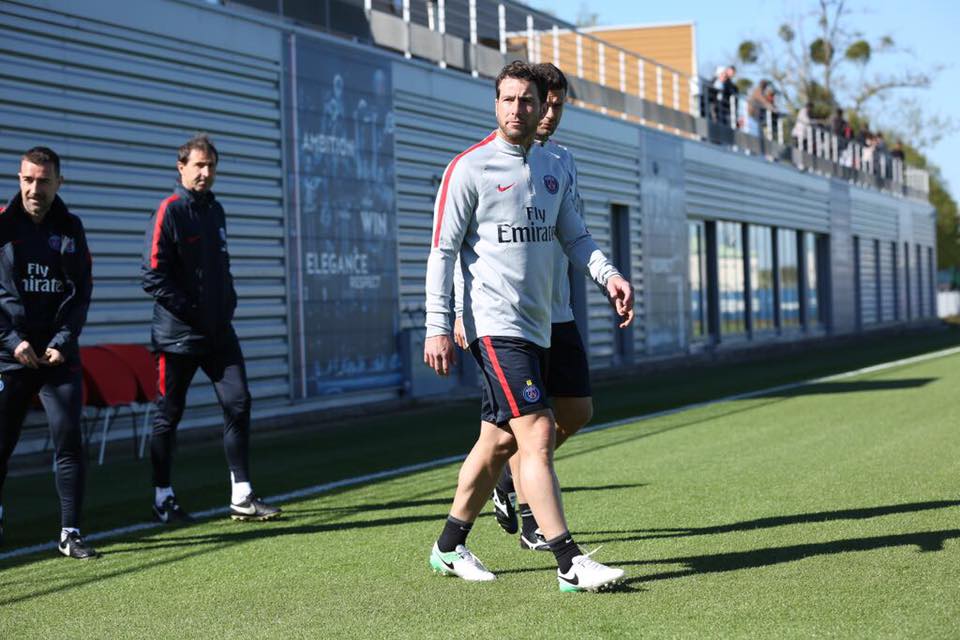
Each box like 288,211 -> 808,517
60,527 -> 79,542
155,486 -> 175,507
230,472 -> 252,504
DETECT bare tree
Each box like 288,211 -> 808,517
735,0 -> 938,120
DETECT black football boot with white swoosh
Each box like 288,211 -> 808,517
153,495 -> 194,524
230,493 -> 281,521
58,531 -> 99,560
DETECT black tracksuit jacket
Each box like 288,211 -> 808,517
0,193 -> 93,372
141,183 -> 238,354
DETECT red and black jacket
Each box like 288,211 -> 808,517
141,183 -> 238,354
0,193 -> 93,372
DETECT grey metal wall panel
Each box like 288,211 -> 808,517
849,187 -> 899,240
684,141 -> 831,233
858,239 -> 878,325
641,130 -> 688,355
828,180 -> 856,333
0,1 -> 289,425
912,212 -> 936,247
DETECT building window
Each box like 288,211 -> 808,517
749,225 -> 775,332
778,228 -> 800,328
890,242 -> 899,321
689,220 -> 708,340
916,244 -> 925,316
717,221 -> 746,335
804,232 -> 821,327
857,236 -> 878,325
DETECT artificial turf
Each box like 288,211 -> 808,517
1,329 -> 959,638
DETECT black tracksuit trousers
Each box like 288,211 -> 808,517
150,334 -> 251,488
0,364 -> 85,528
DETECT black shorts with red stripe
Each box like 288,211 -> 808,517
545,321 -> 592,398
469,336 -> 550,426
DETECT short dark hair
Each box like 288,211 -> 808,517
495,61 -> 547,102
21,146 -> 61,176
533,63 -> 568,96
178,134 -> 219,165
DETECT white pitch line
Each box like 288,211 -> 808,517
2,344 -> 957,563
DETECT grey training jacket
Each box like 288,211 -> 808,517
425,131 -> 619,348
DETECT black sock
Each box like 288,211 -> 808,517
546,531 -> 581,573
437,516 -> 473,552
518,503 -> 538,538
496,466 -> 514,495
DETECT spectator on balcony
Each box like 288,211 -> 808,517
711,66 -> 725,92
891,140 -> 905,161
766,86 -> 783,140
830,108 -> 850,148
791,102 -> 814,153
862,132 -> 877,173
874,132 -> 888,155
712,66 -> 739,127
747,80 -> 775,137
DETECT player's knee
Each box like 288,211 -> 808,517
491,433 -> 517,461
223,390 -> 252,420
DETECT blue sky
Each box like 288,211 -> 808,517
529,0 -> 958,197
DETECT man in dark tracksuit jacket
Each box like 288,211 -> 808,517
0,146 -> 96,559
141,135 -> 279,523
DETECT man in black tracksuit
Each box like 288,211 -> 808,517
0,146 -> 96,559
141,134 -> 279,523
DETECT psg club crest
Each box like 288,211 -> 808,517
48,235 -> 61,251
522,379 -> 541,403
543,174 -> 559,194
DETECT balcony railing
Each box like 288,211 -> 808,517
224,0 -> 929,197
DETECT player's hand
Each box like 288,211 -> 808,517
14,341 -> 40,368
606,275 -> 634,328
42,347 -> 65,366
453,316 -> 469,350
424,335 -> 456,376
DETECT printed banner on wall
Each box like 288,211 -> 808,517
286,34 -> 401,398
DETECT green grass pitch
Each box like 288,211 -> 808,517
1,330 -> 959,638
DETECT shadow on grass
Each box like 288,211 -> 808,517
763,378 -> 936,397
621,528 -> 960,585
494,526 -> 960,587
577,500 -> 960,543
0,511 -> 444,607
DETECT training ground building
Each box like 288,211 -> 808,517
0,0 -> 937,453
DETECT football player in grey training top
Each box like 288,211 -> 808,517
424,61 -> 634,592
455,63 -> 601,550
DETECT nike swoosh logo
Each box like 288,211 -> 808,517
440,556 -> 456,571
497,183 -> 516,192
561,573 -> 579,586
232,503 -> 257,515
186,235 -> 201,243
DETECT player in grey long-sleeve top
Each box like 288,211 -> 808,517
424,61 -> 633,593
454,63 -> 604,549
